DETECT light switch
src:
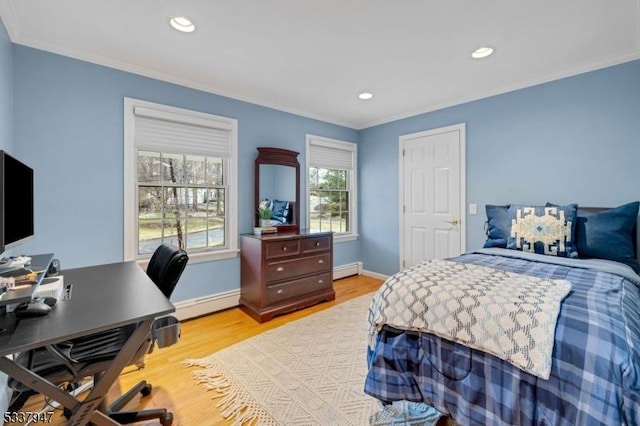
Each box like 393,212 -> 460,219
469,203 -> 477,215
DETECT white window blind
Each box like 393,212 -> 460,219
133,106 -> 231,157
124,97 -> 239,263
305,134 -> 358,241
308,139 -> 355,170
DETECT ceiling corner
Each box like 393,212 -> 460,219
0,0 -> 23,43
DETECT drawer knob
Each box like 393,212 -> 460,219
277,266 -> 284,272
315,242 -> 320,247
282,246 -> 287,251
277,289 -> 284,294
318,259 -> 324,264
318,280 -> 324,284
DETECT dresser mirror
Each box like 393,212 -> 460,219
254,147 -> 300,232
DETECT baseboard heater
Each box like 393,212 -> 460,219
333,261 -> 363,280
174,261 -> 363,321
174,289 -> 240,321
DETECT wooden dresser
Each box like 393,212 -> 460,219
239,230 -> 334,322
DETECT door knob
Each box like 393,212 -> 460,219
445,219 -> 459,226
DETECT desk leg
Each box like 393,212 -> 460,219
0,356 -> 80,409
0,318 -> 154,426
71,318 -> 155,426
0,358 -> 120,426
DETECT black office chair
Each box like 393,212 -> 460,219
8,244 -> 188,426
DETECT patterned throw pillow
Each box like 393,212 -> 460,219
507,204 -> 578,258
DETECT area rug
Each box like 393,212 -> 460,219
183,294 -> 442,425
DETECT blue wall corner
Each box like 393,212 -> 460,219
358,59 -> 640,276
10,45 -> 359,302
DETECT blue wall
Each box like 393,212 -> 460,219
6,27 -> 640,296
0,19 -> 12,152
11,45 -> 359,302
359,59 -> 640,276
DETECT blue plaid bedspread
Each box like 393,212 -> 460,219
364,251 -> 640,425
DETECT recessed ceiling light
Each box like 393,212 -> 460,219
358,92 -> 374,100
471,46 -> 494,59
169,16 -> 195,33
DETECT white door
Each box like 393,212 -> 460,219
399,123 -> 466,269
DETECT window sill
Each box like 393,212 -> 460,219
334,233 -> 359,243
136,248 -> 239,268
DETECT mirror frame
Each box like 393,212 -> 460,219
255,147 -> 300,232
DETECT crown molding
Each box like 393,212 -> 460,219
4,27 -> 358,130
358,49 -> 640,130
2,2 -> 639,132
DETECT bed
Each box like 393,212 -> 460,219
364,203 -> 640,425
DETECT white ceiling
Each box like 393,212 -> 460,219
1,0 -> 639,129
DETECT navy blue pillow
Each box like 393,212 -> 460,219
507,204 -> 578,258
271,199 -> 290,224
574,202 -> 639,272
484,204 -> 511,248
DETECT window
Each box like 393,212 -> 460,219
124,98 -> 238,262
306,135 -> 358,242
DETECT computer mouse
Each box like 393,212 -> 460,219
14,301 -> 51,318
33,296 -> 57,307
41,296 -> 57,307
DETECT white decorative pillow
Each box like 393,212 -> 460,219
507,204 -> 578,258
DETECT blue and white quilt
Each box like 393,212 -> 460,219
364,249 -> 640,425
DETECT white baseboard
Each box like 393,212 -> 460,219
174,289 -> 240,321
334,261 -> 363,280
361,269 -> 389,280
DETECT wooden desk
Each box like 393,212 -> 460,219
0,260 -> 174,426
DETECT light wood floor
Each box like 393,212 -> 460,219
15,274 -> 384,425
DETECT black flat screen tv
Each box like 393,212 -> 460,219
0,151 -> 34,254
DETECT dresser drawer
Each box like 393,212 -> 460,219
265,272 -> 332,305
265,239 -> 301,259
265,253 -> 331,282
302,235 -> 331,253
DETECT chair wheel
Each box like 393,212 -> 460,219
161,412 -> 174,426
140,383 -> 152,397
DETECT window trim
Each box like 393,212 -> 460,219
305,134 -> 358,243
124,97 -> 238,263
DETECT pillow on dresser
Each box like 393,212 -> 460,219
574,202 -> 639,272
483,204 -> 511,248
507,204 -> 578,258
271,199 -> 290,224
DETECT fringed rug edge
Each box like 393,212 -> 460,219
183,356 -> 278,426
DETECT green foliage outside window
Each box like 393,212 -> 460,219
309,167 -> 349,233
137,151 -> 226,254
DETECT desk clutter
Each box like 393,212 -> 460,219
0,250 -> 53,317
0,273 -> 60,290
0,271 -> 64,320
0,255 -> 32,270
10,276 -> 65,318
33,276 -> 64,300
